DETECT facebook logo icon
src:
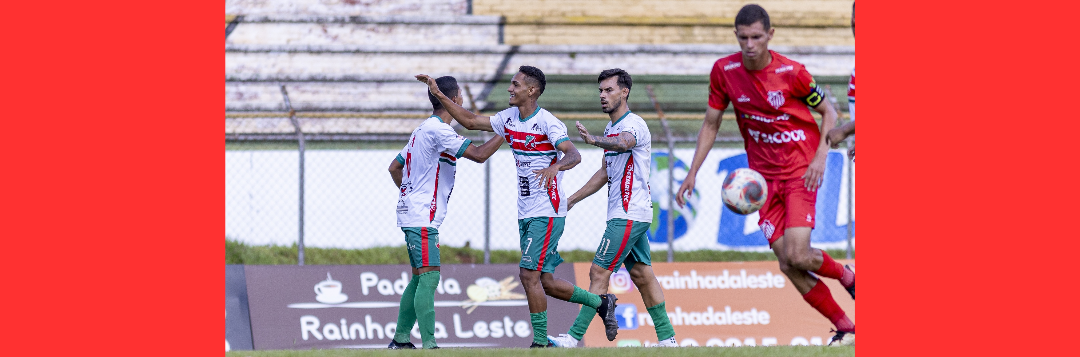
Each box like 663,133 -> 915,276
615,304 -> 638,330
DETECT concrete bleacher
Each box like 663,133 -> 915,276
225,0 -> 855,137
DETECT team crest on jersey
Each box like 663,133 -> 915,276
767,90 -> 785,109
524,135 -> 538,150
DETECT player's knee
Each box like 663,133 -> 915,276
539,274 -> 556,290
789,253 -> 816,271
519,270 -> 539,286
629,268 -> 651,286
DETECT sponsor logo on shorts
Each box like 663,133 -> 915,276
724,62 -> 742,71
806,214 -> 813,222
747,129 -> 807,144
767,90 -> 785,109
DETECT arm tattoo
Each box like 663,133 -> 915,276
590,133 -> 635,151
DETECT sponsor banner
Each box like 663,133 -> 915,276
226,148 -> 852,252
244,264 -> 580,349
226,265 -> 255,351
573,261 -> 855,347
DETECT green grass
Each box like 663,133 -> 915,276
226,346 -> 853,357
226,239 -> 852,265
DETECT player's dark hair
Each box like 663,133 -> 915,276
428,76 -> 460,111
735,4 -> 771,30
597,68 -> 632,100
517,65 -> 546,96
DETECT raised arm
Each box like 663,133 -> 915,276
575,121 -> 636,151
675,106 -> 722,207
532,139 -> 581,189
415,74 -> 494,131
567,162 -> 608,211
461,134 -> 506,163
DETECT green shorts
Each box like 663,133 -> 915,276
401,227 -> 440,268
518,217 -> 565,273
593,219 -> 652,272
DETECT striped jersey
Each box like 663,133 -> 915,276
489,106 -> 571,219
395,116 -> 472,228
848,68 -> 855,121
603,111 -> 653,222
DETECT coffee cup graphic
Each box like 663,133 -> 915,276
314,272 -> 348,304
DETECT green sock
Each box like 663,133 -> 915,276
393,275 -> 420,343
567,305 -> 596,341
530,311 -> 548,345
568,286 -> 602,308
415,271 -> 441,348
647,302 -> 675,341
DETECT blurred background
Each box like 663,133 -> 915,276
224,0 -> 855,263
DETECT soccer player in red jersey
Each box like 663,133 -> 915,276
675,4 -> 856,346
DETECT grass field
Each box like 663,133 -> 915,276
226,239 -> 853,265
226,346 -> 854,357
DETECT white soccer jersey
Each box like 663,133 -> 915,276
489,106 -> 571,219
603,111 -> 653,222
395,116 -> 472,228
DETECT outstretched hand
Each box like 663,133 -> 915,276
575,121 -> 594,145
415,74 -> 440,95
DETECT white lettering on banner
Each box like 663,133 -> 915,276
644,306 -> 771,327
360,271 -> 460,295
654,270 -> 786,290
746,129 -> 806,144
453,314 -> 530,339
301,315 -> 453,341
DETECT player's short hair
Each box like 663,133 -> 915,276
428,76 -> 460,111
517,65 -> 546,96
735,4 -> 771,30
597,68 -> 632,100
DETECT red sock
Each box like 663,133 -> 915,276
802,281 -> 855,332
814,251 -> 845,280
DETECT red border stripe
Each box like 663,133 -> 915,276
537,218 -> 553,269
421,227 -> 430,266
608,220 -> 633,271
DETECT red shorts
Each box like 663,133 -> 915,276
758,177 -> 817,246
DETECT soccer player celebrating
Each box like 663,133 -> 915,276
386,76 -> 504,350
547,69 -> 679,348
416,66 -> 619,348
674,5 -> 857,346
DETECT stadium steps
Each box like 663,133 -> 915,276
226,15 -> 504,46
473,0 -> 854,46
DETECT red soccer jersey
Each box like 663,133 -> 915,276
709,50 -> 825,180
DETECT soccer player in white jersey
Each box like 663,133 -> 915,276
416,66 -> 619,348
387,76 -> 504,350
547,69 -> 678,347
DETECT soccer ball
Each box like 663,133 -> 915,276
721,168 -> 767,215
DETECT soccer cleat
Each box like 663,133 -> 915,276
828,330 -> 855,346
843,264 -> 855,300
387,339 -> 417,349
653,337 -> 678,347
547,334 -> 580,348
529,341 -> 555,348
595,293 -> 619,341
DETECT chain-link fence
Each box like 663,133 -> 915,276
225,131 -> 855,264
